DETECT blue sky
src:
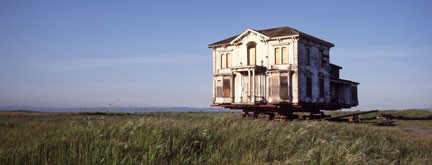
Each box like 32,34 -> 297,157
0,0 -> 431,110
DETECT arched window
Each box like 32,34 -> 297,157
274,47 -> 281,64
247,42 -> 256,65
282,47 -> 288,64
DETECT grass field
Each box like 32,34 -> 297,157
0,110 -> 432,164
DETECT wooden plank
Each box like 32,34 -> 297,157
324,110 -> 378,121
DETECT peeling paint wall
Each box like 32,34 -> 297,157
297,39 -> 332,104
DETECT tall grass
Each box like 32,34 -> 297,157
0,111 -> 431,164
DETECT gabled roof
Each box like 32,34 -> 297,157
208,26 -> 334,47
258,27 -> 300,37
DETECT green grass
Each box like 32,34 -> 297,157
0,111 -> 431,164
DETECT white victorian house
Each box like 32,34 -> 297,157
209,26 -> 359,117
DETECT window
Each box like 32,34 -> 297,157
280,75 -> 289,100
319,50 -> 324,68
223,78 -> 231,97
216,77 -> 231,97
220,53 -> 231,69
306,76 -> 312,97
226,53 -> 231,68
282,47 -> 288,64
274,48 -> 281,64
216,80 -> 223,97
221,54 -> 226,68
247,42 -> 256,65
319,78 -> 325,98
275,47 -> 288,65
306,48 -> 310,66
271,76 -> 279,97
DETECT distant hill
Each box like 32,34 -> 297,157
0,106 -> 230,113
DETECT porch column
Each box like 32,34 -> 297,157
231,74 -> 234,103
247,70 -> 251,102
252,69 -> 255,103
240,73 -> 243,102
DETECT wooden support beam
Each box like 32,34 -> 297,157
324,110 -> 378,122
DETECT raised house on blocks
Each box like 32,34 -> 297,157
208,26 -> 359,117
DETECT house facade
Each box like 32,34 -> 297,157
209,27 -> 358,114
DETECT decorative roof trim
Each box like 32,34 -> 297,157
229,29 -> 270,45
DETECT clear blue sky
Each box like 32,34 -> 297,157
0,0 -> 431,110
